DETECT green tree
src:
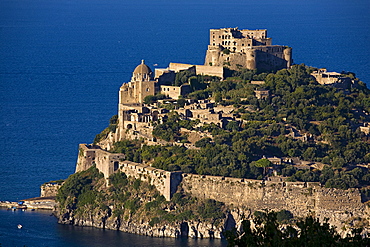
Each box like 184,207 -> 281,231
225,211 -> 369,246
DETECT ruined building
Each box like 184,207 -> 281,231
311,68 -> 353,88
205,27 -> 292,71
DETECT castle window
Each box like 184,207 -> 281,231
146,88 -> 150,92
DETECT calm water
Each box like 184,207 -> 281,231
0,0 -> 369,246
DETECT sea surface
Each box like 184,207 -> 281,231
0,0 -> 369,246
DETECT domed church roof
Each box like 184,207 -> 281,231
133,60 -> 152,75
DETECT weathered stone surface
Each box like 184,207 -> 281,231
55,207 -> 228,238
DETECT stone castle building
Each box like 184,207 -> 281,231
205,27 -> 292,71
115,27 -> 295,142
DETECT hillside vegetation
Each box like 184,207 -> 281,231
56,166 -> 227,231
108,64 -> 370,190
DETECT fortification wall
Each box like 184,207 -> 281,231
195,65 -> 224,78
41,183 -> 62,197
167,62 -> 224,78
76,144 -> 181,200
118,161 -> 182,201
181,174 -> 365,218
76,144 -> 365,217
76,144 -> 125,179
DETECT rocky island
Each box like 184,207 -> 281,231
46,28 -> 370,240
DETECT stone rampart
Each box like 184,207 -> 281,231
168,63 -> 224,78
41,183 -> 62,197
118,161 -> 182,201
75,144 -> 365,218
76,144 -> 125,179
181,174 -> 365,218
76,144 -> 182,200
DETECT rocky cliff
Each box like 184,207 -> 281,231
55,167 -> 231,238
55,166 -> 370,239
56,206 -> 230,238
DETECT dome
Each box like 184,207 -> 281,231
133,60 -> 152,75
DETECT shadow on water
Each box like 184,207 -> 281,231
0,209 -> 227,247
56,224 -> 227,247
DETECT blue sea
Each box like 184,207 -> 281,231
0,0 -> 369,246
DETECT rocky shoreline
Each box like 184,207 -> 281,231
55,207 -> 248,239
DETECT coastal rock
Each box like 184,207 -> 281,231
55,206 -> 228,238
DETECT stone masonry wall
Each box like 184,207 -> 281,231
181,174 -> 365,219
76,144 -> 182,200
41,183 -> 62,197
75,144 -> 365,218
118,160 -> 182,201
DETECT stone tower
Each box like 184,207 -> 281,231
116,60 -> 159,141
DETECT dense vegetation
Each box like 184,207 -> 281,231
225,210 -> 369,247
56,166 -> 105,212
56,168 -> 226,228
56,168 -> 368,243
97,64 -> 370,189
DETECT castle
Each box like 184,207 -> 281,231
74,28 -> 369,233
205,27 -> 292,71
113,27 -> 293,144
